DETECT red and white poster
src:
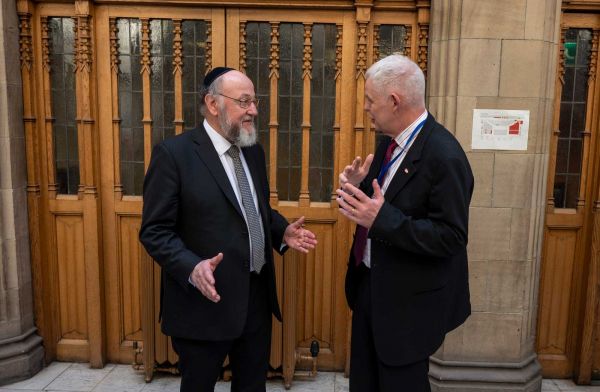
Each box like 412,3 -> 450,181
471,109 -> 529,150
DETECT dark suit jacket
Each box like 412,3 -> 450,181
345,113 -> 474,366
139,125 -> 288,341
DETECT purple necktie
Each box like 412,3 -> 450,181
352,140 -> 398,266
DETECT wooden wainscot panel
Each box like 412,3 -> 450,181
117,216 -> 143,352
282,220 -> 346,371
295,222 -> 338,363
54,214 -> 89,361
139,248 -> 179,380
537,227 -> 579,377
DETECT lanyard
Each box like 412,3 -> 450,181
377,118 -> 427,185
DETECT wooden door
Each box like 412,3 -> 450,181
94,3 -> 228,367
537,9 -> 600,384
17,0 -> 428,384
18,0 -> 107,366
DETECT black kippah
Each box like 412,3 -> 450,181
202,66 -> 234,88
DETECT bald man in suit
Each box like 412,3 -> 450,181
337,55 -> 473,392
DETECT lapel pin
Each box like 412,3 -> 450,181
404,168 -> 409,174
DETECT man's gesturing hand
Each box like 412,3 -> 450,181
283,216 -> 317,253
336,179 -> 385,229
190,253 -> 223,303
339,154 -> 374,189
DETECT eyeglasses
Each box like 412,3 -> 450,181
216,93 -> 260,109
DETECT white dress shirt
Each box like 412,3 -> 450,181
362,110 -> 428,268
203,119 -> 265,271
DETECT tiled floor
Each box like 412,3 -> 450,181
543,379 -> 600,391
1,362 -> 600,391
0,363 -> 347,392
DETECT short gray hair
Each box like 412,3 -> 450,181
365,54 -> 425,108
199,76 -> 224,117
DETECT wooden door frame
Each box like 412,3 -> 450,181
539,4 -> 600,383
562,8 -> 600,384
18,0 -> 108,367
566,11 -> 600,383
94,2 -> 226,366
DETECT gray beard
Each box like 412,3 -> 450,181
219,108 -> 258,148
234,125 -> 258,147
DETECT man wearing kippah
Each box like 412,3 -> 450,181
140,67 -> 317,391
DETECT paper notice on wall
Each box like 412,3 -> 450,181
471,109 -> 529,150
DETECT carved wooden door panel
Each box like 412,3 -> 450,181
94,4 -> 227,368
225,9 -> 351,384
19,1 -> 107,366
538,10 -> 600,384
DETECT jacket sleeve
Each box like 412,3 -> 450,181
368,153 -> 473,259
270,209 -> 289,255
139,143 -> 199,290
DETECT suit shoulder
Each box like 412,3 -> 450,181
161,129 -> 196,149
153,129 -> 199,161
242,142 -> 267,159
424,125 -> 472,179
428,125 -> 467,160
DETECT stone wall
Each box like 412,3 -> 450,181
0,0 -> 43,385
427,0 -> 561,391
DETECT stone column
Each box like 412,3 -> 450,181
0,0 -> 44,385
427,0 -> 561,391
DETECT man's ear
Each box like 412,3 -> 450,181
205,94 -> 219,116
390,92 -> 402,110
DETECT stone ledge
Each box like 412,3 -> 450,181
429,355 -> 542,391
0,328 -> 44,386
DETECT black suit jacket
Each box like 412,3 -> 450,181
139,126 -> 288,341
345,113 -> 474,366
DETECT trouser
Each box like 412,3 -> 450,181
350,265 -> 431,392
171,272 -> 272,392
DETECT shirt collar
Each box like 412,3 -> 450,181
393,110 -> 428,146
204,119 -> 233,157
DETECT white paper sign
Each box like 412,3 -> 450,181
471,109 -> 529,150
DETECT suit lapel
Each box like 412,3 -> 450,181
384,114 -> 434,202
191,126 -> 244,218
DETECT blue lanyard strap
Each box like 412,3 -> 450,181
377,118 -> 427,185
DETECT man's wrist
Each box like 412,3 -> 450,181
188,259 -> 204,288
